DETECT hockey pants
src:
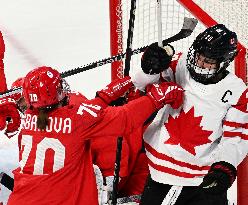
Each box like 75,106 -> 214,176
140,175 -> 228,205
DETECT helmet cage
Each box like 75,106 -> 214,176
11,77 -> 24,102
61,79 -> 71,94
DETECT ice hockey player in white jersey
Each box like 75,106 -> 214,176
133,24 -> 248,205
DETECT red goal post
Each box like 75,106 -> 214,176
109,0 -> 248,204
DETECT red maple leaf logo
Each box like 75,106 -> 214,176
165,107 -> 212,155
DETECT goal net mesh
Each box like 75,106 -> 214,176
118,0 -> 247,79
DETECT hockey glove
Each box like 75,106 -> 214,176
126,86 -> 144,102
199,161 -> 237,195
96,76 -> 133,105
0,97 -> 21,134
146,82 -> 183,109
141,42 -> 175,75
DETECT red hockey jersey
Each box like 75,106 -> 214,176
117,126 -> 149,197
91,135 -> 130,178
70,91 -> 130,178
0,31 -> 7,92
7,95 -> 156,205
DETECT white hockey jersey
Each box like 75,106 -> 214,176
132,53 -> 248,186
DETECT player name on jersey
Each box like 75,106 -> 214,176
21,114 -> 72,134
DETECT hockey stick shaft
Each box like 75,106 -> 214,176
124,0 -> 137,76
61,17 -> 197,78
117,194 -> 141,204
0,17 -> 197,99
112,3 -> 136,204
157,0 -> 163,47
111,136 -> 123,205
0,172 -> 14,191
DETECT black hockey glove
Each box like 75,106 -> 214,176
199,161 -> 236,195
141,42 -> 175,75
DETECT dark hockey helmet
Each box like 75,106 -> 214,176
186,24 -> 238,84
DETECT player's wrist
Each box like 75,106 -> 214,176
96,76 -> 133,104
200,161 -> 236,195
210,161 -> 236,187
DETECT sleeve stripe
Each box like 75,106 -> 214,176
223,120 -> 247,128
223,131 -> 248,140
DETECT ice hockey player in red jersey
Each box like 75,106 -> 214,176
115,92 -> 151,200
1,75 -> 149,204
132,24 -> 248,205
0,76 -> 24,204
0,33 -> 22,204
0,31 -> 7,92
0,78 -> 23,205
0,31 -> 20,138
91,82 -> 151,203
0,78 -> 24,141
91,122 -> 150,204
5,66 -> 183,205
0,76 -> 138,204
68,78 -> 139,188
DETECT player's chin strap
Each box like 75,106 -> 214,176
161,185 -> 183,205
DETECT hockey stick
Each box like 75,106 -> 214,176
124,0 -> 137,76
156,0 -> 163,47
111,137 -> 123,205
117,194 -> 141,204
0,172 -> 14,191
110,1 -> 137,203
61,17 -> 197,78
0,17 -> 197,99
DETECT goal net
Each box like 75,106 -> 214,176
109,0 -> 247,81
109,0 -> 248,204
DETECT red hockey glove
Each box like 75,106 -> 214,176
199,161 -> 236,195
141,42 -> 175,75
96,76 -> 133,104
126,86 -> 144,102
0,97 -> 21,134
146,82 -> 184,109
